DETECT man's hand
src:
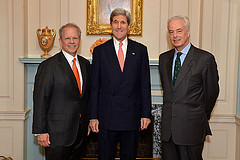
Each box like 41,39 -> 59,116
87,125 -> 91,136
89,120 -> 99,133
140,118 -> 151,130
37,133 -> 50,147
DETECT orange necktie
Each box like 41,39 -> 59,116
72,58 -> 81,94
118,42 -> 124,72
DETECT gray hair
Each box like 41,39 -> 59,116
110,8 -> 131,25
168,15 -> 190,31
59,23 -> 81,39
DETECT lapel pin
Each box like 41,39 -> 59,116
132,52 -> 135,55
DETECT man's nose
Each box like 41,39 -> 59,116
173,32 -> 177,37
117,22 -> 121,28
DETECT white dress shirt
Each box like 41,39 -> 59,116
113,37 -> 128,59
172,43 -> 191,78
62,50 -> 83,91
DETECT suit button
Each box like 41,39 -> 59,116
172,102 -> 175,104
113,94 -> 115,96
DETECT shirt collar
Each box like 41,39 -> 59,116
62,50 -> 78,63
174,42 -> 191,55
113,37 -> 128,47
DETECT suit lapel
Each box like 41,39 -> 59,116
58,52 -> 81,98
78,56 -> 86,96
173,45 -> 194,89
167,50 -> 174,87
123,39 -> 137,74
105,38 -> 122,73
58,52 -> 76,81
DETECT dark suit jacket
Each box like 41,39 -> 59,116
159,44 -> 219,145
88,38 -> 151,130
32,51 -> 90,147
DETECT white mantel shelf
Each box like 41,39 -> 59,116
19,58 -> 159,66
19,58 -> 46,64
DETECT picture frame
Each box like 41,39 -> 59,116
86,0 -> 143,36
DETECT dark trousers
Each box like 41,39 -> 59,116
45,126 -> 83,160
98,129 -> 138,160
162,137 -> 204,160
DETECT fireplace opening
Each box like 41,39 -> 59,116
80,122 -> 154,158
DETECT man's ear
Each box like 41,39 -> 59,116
187,30 -> 190,37
59,38 -> 62,46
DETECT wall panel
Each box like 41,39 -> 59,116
0,0 -> 25,110
159,0 -> 170,54
201,0 -> 240,116
212,0 -> 229,100
0,119 -> 26,159
0,127 -> 13,155
60,0 -> 70,25
208,130 -> 228,158
188,0 -> 201,46
28,0 -> 41,57
0,0 -> 11,99
203,117 -> 237,160
40,0 -> 58,27
171,0 -> 189,16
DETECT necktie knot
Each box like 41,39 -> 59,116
119,42 -> 123,47
177,52 -> 183,58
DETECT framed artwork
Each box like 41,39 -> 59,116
87,0 -> 143,36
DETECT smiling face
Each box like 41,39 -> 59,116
59,26 -> 80,56
168,18 -> 190,51
111,15 -> 130,42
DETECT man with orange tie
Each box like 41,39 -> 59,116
32,23 -> 91,160
89,8 -> 152,160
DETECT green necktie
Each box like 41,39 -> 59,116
173,52 -> 183,86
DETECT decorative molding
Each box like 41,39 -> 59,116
0,109 -> 30,120
149,60 -> 159,66
19,58 -> 160,66
235,115 -> 240,126
19,58 -> 46,64
209,114 -> 236,123
237,40 -> 240,115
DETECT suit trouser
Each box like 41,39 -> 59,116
162,136 -> 204,160
45,123 -> 83,160
98,129 -> 138,160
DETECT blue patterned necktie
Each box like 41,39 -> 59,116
173,52 -> 183,86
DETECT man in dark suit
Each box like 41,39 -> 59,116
88,8 -> 152,160
159,15 -> 219,160
32,23 -> 90,160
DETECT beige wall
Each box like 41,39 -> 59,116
0,0 -> 27,159
0,0 -> 240,159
